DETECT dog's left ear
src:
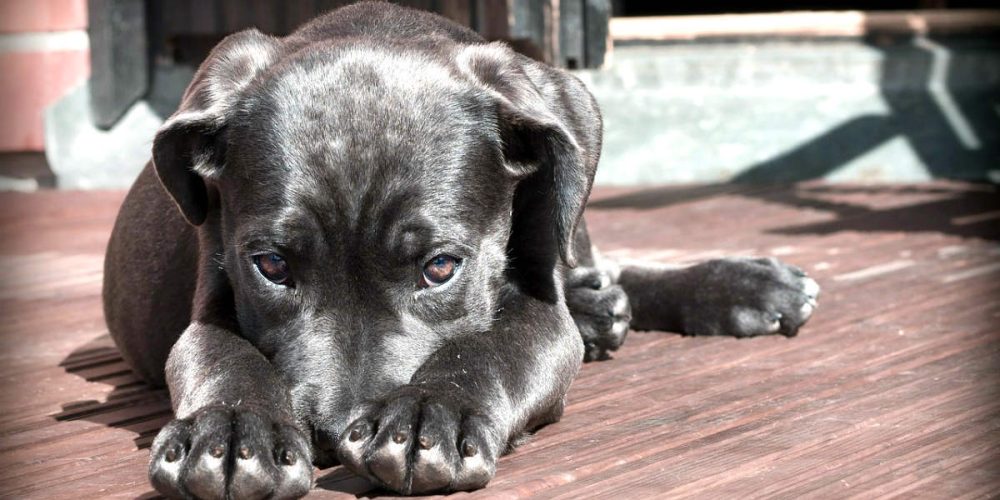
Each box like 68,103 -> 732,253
458,43 -> 600,268
153,29 -> 281,225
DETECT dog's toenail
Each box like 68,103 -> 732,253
281,450 -> 297,465
165,448 -> 178,462
210,445 -> 225,458
393,431 -> 408,444
238,446 -> 253,459
462,442 -> 478,457
418,435 -> 434,449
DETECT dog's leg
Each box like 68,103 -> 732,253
615,257 -> 820,338
336,288 -> 582,494
148,322 -> 313,500
563,219 -> 631,361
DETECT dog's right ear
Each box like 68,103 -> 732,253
153,29 -> 281,226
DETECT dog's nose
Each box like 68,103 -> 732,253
312,427 -> 342,468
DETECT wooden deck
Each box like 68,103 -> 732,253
1,182 -> 998,498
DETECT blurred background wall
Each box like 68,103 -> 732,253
0,0 -> 997,191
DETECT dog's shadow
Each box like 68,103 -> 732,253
53,334 -> 170,498
54,334 -> 172,450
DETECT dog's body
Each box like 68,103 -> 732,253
103,2 -> 819,498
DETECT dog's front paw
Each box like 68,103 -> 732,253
565,267 -> 631,361
149,406 -> 312,500
337,386 -> 499,494
682,257 -> 820,337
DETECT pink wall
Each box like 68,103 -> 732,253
0,0 -> 91,152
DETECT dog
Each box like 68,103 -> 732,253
102,2 -> 820,498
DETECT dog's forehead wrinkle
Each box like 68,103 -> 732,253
297,165 -> 471,246
235,200 -> 319,255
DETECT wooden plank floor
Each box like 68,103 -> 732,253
0,182 -> 998,499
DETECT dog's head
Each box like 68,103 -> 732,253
152,29 -> 597,463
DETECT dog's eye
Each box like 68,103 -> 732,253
253,253 -> 292,286
421,254 -> 460,288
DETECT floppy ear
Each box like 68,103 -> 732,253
458,43 -> 600,268
153,29 -> 281,225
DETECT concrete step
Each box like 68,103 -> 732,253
574,35 -> 1000,184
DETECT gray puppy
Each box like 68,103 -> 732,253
102,2 -> 819,498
